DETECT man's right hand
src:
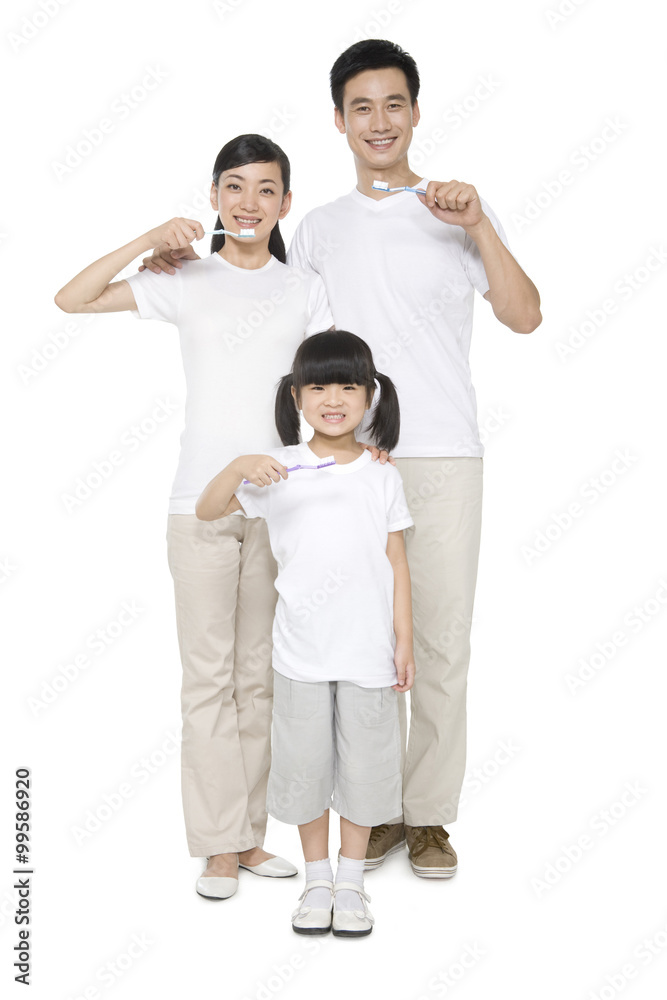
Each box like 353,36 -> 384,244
138,243 -> 201,275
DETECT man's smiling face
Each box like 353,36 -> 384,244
334,66 -> 420,172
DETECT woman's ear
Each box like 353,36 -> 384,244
279,190 -> 293,220
210,181 -> 219,212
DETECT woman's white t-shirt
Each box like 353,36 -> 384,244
235,442 -> 414,687
125,254 -> 333,513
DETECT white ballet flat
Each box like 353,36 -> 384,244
332,882 -> 374,937
238,855 -> 298,877
196,876 -> 238,900
291,879 -> 334,934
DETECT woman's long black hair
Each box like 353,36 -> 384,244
275,331 -> 401,453
210,134 -> 290,261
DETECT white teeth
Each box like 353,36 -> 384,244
369,139 -> 394,145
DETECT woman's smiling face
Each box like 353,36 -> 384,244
210,160 -> 291,240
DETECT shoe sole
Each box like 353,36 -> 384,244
292,924 -> 331,935
332,927 -> 373,938
196,890 -> 237,900
409,861 -> 457,879
364,839 -> 406,871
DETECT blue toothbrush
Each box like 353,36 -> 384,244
372,179 -> 426,194
204,227 -> 255,238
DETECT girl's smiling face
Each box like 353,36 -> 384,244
210,160 -> 291,241
293,382 -> 373,441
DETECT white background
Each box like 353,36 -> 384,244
2,0 -> 666,997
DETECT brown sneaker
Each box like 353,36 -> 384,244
364,822 -> 406,870
405,826 -> 458,879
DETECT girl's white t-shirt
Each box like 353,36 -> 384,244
287,182 -> 511,458
234,442 -> 414,687
125,254 -> 333,513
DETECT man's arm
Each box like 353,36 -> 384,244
418,181 -> 542,334
386,530 -> 415,693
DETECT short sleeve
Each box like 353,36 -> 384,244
386,468 -> 414,532
287,217 -> 319,275
462,199 -> 512,296
124,266 -> 184,325
233,482 -> 268,521
305,274 -> 334,335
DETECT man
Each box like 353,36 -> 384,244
142,39 -> 541,880
286,40 -> 541,878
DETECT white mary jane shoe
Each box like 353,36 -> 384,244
332,882 -> 374,937
196,876 -> 238,900
291,879 -> 334,934
238,855 -> 298,878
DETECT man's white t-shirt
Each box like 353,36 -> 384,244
125,254 -> 333,513
287,181 -> 511,458
234,442 -> 414,687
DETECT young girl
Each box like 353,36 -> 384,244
54,135 -> 334,899
196,330 -> 415,936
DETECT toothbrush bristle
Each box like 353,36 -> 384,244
373,180 -> 390,190
239,229 -> 255,237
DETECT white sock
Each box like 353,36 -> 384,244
335,855 -> 366,911
303,858 -> 333,910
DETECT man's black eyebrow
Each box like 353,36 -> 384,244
348,93 -> 408,106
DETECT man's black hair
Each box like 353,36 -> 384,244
330,39 -> 420,112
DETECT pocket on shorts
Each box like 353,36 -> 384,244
272,673 -> 320,720
352,685 -> 397,727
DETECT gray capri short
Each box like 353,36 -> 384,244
267,670 -> 402,827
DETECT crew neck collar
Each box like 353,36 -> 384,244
304,441 -> 372,474
350,179 -> 428,211
214,253 -> 276,273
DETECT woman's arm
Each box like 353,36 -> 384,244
54,217 -> 205,314
386,530 -> 415,692
196,455 -> 289,521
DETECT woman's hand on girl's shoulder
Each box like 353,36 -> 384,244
139,218 -> 205,274
236,455 -> 289,488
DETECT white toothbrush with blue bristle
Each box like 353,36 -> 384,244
373,179 -> 426,194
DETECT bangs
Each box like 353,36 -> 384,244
292,331 -> 375,393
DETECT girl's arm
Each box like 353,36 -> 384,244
196,455 -> 289,521
386,530 -> 415,693
54,218 -> 205,314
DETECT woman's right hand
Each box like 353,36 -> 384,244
138,243 -> 200,274
235,455 -> 289,487
139,218 -> 205,273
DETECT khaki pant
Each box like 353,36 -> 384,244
167,513 -> 278,857
394,457 -> 483,827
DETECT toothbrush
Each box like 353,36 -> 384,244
204,227 -> 255,238
242,457 -> 336,484
372,180 -> 426,194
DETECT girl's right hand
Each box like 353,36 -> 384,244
144,218 -> 205,252
236,455 -> 288,487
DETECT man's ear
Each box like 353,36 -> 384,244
279,190 -> 293,220
411,99 -> 421,128
210,180 -> 219,212
334,106 -> 346,135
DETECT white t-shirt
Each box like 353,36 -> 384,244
235,442 -> 414,687
287,181 -> 511,458
125,254 -> 333,514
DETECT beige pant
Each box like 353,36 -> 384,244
167,513 -> 278,857
394,457 -> 483,827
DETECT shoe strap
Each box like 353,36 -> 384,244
297,878 -> 334,902
333,881 -> 371,903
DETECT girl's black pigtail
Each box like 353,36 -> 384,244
275,374 -> 301,445
368,371 -> 401,453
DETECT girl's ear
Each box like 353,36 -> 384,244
210,181 -> 219,212
279,190 -> 293,221
290,384 -> 298,406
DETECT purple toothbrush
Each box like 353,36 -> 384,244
243,457 -> 335,484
